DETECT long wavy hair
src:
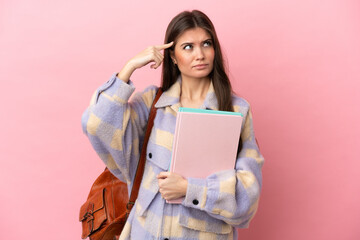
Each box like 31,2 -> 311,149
161,10 -> 234,111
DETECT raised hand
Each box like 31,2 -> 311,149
130,42 -> 174,70
117,42 -> 174,83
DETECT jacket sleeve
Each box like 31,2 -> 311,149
81,73 -> 157,186
181,105 -> 264,228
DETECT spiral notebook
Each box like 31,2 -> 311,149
167,107 -> 243,204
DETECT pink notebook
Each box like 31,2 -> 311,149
167,107 -> 243,204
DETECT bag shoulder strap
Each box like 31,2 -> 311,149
127,87 -> 163,213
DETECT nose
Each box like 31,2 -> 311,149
194,47 -> 205,60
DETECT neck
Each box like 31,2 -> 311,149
180,75 -> 211,101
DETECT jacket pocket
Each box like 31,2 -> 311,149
178,206 -> 232,234
146,139 -> 171,171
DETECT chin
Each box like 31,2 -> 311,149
191,72 -> 212,79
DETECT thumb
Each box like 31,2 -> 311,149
157,171 -> 170,179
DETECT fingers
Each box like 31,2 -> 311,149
150,50 -> 164,69
132,42 -> 172,70
148,45 -> 166,69
157,171 -> 170,179
155,41 -> 174,50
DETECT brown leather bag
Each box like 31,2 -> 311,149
79,88 -> 163,240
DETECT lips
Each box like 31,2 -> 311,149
193,64 -> 208,69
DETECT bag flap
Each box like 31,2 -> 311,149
79,188 -> 107,239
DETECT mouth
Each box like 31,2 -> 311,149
193,64 -> 208,69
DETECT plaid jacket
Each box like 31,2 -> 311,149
81,73 -> 264,240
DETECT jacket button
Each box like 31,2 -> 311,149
148,153 -> 152,158
192,199 -> 199,205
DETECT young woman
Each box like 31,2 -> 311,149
82,10 -> 264,240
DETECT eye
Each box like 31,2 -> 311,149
183,44 -> 192,50
203,40 -> 212,47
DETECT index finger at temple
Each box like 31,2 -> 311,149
155,42 -> 174,50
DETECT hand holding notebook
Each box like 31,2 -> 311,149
167,107 -> 243,204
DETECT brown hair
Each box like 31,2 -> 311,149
161,10 -> 234,111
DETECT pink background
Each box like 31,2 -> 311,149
1,0 -> 359,239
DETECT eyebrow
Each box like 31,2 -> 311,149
180,38 -> 212,47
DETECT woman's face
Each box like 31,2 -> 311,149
171,27 -> 215,81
